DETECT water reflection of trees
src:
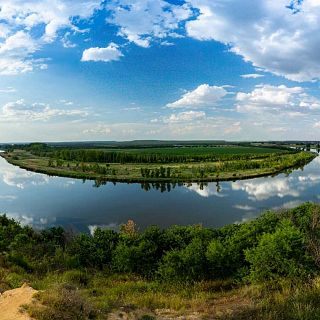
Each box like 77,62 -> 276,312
92,178 -> 222,193
140,181 -> 222,193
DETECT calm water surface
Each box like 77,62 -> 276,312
0,152 -> 319,233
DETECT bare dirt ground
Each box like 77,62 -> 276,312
0,283 -> 37,320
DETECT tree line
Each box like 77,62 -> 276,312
31,147 -> 295,164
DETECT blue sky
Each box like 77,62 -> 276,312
0,0 -> 320,142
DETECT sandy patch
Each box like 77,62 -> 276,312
0,283 -> 37,320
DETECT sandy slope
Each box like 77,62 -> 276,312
0,283 -> 37,320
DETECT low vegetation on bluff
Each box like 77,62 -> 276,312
1,203 -> 320,319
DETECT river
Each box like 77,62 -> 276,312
0,152 -> 319,233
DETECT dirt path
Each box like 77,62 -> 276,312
0,283 -> 37,320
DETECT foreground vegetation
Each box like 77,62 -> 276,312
2,203 -> 320,319
2,143 -> 316,183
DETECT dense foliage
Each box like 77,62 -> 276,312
1,203 -> 320,285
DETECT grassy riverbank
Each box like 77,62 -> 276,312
1,145 -> 316,183
2,203 -> 320,319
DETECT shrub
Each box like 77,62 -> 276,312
245,220 -> 315,282
206,239 -> 230,279
28,286 -> 97,320
68,229 -> 118,269
158,238 -> 208,281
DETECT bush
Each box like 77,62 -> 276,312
68,229 -> 118,269
245,220 -> 315,282
28,286 -> 97,320
158,238 -> 208,281
206,239 -> 230,279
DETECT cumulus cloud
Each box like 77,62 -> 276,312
1,99 -> 89,122
0,31 -> 38,55
185,0 -> 320,81
81,43 -> 123,62
107,0 -> 193,47
167,84 -> 227,108
0,0 -> 102,74
236,84 -> 320,114
0,0 -> 102,41
2,0 -> 320,83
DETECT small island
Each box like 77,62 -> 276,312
1,142 -> 316,183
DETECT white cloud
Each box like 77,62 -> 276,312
0,0 -> 102,41
107,0 -> 193,47
224,121 -> 242,134
60,99 -> 74,106
6,213 -> 56,228
61,32 -> 77,48
186,0 -> 320,81
2,0 -> 320,84
167,84 -> 227,108
0,0 -> 102,74
0,57 -> 34,75
0,31 -> 38,55
123,107 -> 141,111
236,84 -> 320,114
0,195 -> 17,201
233,204 -> 255,211
241,74 -> 265,79
1,99 -> 89,122
0,23 -> 10,38
83,124 -> 112,135
269,127 -> 288,133
0,30 -> 41,75
0,87 -> 16,93
81,43 -> 123,62
164,110 -> 206,123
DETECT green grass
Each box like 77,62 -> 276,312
23,271 -> 249,319
16,271 -> 320,320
